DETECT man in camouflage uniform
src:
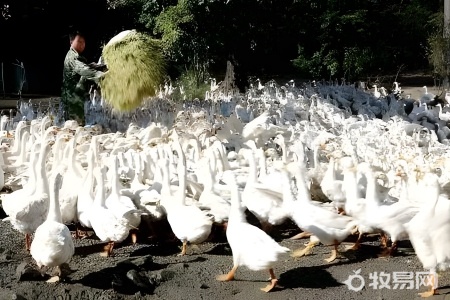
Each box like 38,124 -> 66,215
61,31 -> 105,125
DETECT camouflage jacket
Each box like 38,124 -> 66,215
61,48 -> 104,124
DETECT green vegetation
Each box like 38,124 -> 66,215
0,0 -> 446,93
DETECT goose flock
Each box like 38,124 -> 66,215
1,79 -> 450,296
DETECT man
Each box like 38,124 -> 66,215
61,30 -> 106,125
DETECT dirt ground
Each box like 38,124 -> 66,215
1,205 -> 450,300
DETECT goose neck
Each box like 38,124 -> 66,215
203,159 -> 215,192
160,159 -> 172,197
189,139 -> 201,162
215,142 -> 230,171
364,171 -> 379,206
177,163 -> 186,206
258,149 -> 267,176
281,170 -> 295,208
343,168 -> 358,202
18,131 -> 29,162
94,169 -> 106,207
111,157 -> 121,196
294,168 -> 312,203
130,153 -> 140,185
12,122 -> 24,152
213,147 -> 225,174
330,158 -> 337,180
313,145 -> 320,169
83,150 -> 96,193
399,175 -> 409,202
41,127 -> 54,143
35,143 -> 51,196
40,119 -> 49,139
69,137 -> 82,177
47,175 -> 63,223
246,150 -> 258,184
26,146 -> 40,194
280,140 -> 287,163
228,179 -> 245,223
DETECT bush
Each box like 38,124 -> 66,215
172,64 -> 210,101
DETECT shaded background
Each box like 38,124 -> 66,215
0,0 -> 442,96
0,0 -> 135,96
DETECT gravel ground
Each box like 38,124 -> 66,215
1,205 -> 450,300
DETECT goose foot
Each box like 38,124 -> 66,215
325,249 -> 338,263
338,207 -> 346,215
260,269 -> 280,292
418,289 -> 436,298
349,242 -> 360,251
418,272 -> 437,297
25,234 -> 31,251
378,241 -> 398,258
325,243 -> 340,263
289,231 -> 311,240
75,223 -> 89,239
101,241 -> 115,257
380,233 -> 389,249
347,232 -> 363,251
216,265 -> 237,282
177,241 -> 187,256
130,230 -> 138,244
389,241 -> 398,256
291,240 -> 318,258
46,276 -> 60,283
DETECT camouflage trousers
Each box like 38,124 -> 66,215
60,95 -> 86,126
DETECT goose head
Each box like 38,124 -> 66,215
339,156 -> 355,171
63,120 -> 79,130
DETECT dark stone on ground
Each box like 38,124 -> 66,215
16,262 -> 48,282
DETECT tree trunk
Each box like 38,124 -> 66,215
216,60 -> 239,97
444,0 -> 450,88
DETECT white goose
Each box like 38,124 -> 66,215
105,155 -> 142,244
5,123 -> 30,167
404,172 -> 450,297
10,120 -> 27,155
3,140 -> 54,250
2,140 -> 40,196
197,148 -> 230,224
320,155 -> 345,212
30,171 -> 74,282
373,85 -> 381,99
58,133 -> 84,225
162,140 -> 213,256
10,131 -> 30,168
241,148 -> 286,231
358,163 -> 419,256
216,170 -> 289,293
421,86 -> 436,104
89,165 -> 135,256
76,142 -> 96,232
285,162 -> 358,262
436,103 -> 450,123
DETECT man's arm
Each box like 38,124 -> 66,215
72,57 -> 105,83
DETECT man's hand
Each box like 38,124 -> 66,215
88,62 -> 108,72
